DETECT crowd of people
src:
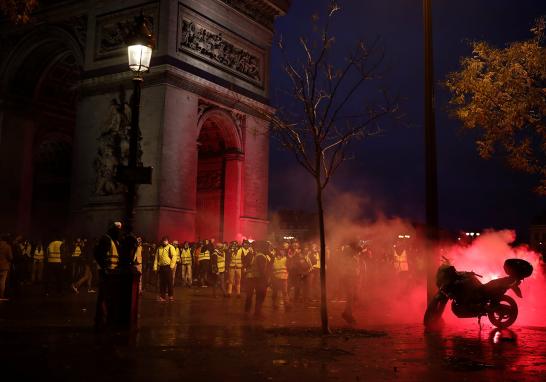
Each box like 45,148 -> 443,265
0,228 -> 424,322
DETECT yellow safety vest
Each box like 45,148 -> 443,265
198,249 -> 210,262
105,239 -> 119,270
154,244 -> 175,270
47,241 -> 63,263
172,247 -> 181,264
216,251 -> 226,273
72,245 -> 82,257
393,249 -> 409,272
272,256 -> 288,279
309,251 -> 320,269
34,248 -> 45,262
230,248 -> 244,268
181,248 -> 192,265
134,245 -> 142,265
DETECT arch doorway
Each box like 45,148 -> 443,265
195,110 -> 243,242
0,31 -> 82,237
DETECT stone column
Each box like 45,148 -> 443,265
155,85 -> 199,241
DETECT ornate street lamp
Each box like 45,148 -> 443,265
127,14 -> 154,75
119,13 -> 154,234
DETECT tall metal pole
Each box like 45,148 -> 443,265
423,0 -> 439,303
125,77 -> 143,234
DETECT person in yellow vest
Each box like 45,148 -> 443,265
393,245 -> 409,273
71,238 -> 84,281
180,241 -> 193,287
171,240 -> 181,289
32,241 -> 45,283
271,247 -> 290,311
45,236 -> 65,295
244,241 -> 270,318
227,240 -> 246,297
211,242 -> 227,298
153,236 -> 177,302
94,221 -> 123,328
133,236 -> 143,295
198,239 -> 212,287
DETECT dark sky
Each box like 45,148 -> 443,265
267,0 -> 546,237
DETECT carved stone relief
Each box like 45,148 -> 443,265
94,2 -> 159,61
177,5 -> 265,87
93,87 -> 141,195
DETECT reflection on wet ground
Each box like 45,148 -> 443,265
0,287 -> 545,381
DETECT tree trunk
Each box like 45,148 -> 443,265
316,183 -> 330,334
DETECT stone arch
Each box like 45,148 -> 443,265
195,107 -> 244,241
0,25 -> 84,96
0,25 -> 83,236
196,107 -> 244,153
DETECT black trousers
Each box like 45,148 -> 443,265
245,278 -> 267,315
159,266 -> 173,298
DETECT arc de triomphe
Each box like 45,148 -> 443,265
0,0 -> 289,241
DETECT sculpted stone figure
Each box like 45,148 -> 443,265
93,96 -> 131,195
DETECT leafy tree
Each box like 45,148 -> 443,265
267,1 -> 397,334
0,0 -> 38,24
446,18 -> 546,194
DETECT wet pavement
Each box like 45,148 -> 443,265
1,286 -> 545,381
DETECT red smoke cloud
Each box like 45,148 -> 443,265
441,230 -> 545,327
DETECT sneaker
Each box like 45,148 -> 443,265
158,296 -> 166,302
169,296 -> 174,302
71,284 -> 79,294
87,289 -> 96,293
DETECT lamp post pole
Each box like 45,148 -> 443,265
423,0 -> 439,303
125,76 -> 143,234
119,13 -> 154,235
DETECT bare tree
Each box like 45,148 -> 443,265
266,2 -> 398,334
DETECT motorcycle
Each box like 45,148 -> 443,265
424,258 -> 533,329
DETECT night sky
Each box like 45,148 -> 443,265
268,0 -> 546,238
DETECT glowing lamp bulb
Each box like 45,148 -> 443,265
128,44 -> 152,73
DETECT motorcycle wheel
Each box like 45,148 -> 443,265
487,295 -> 518,329
424,293 -> 447,328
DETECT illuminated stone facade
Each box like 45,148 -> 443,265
0,0 -> 289,241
